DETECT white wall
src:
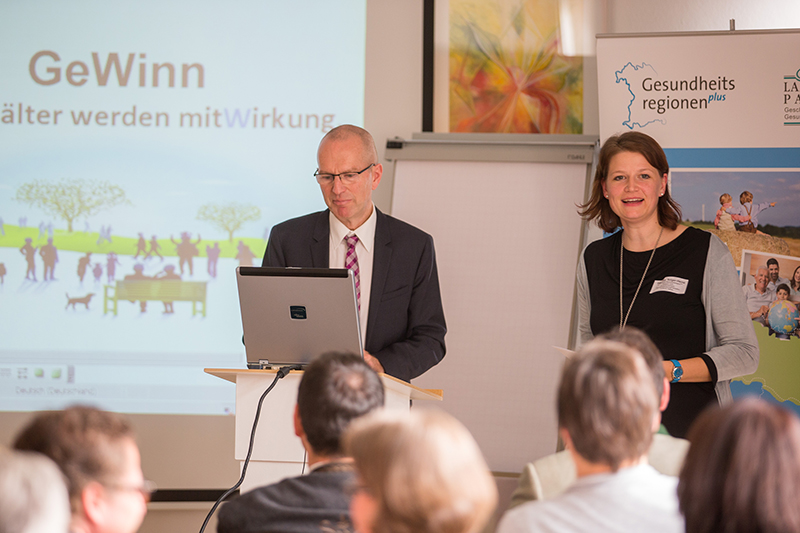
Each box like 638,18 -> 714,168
607,0 -> 800,33
366,1 -> 425,212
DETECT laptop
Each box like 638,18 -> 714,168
236,267 -> 363,368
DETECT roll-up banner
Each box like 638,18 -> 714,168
597,30 -> 800,417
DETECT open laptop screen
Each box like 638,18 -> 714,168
236,267 -> 362,368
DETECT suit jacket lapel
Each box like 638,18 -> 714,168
311,211 -> 330,267
367,209 -> 391,347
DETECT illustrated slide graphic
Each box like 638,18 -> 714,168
0,0 -> 367,415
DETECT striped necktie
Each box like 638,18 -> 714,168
345,234 -> 360,310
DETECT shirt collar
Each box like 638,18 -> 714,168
329,204 -> 377,253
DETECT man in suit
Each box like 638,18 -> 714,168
263,125 -> 446,382
217,352 -> 385,533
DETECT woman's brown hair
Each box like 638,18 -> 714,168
578,131 -> 682,232
678,399 -> 800,533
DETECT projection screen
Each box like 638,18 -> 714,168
0,0 -> 367,493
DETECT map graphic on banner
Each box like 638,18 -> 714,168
597,30 -> 800,419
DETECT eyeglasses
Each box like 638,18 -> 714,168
314,163 -> 375,185
103,479 -> 158,502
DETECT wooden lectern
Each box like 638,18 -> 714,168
205,368 -> 442,494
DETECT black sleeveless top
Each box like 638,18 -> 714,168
583,227 -> 717,438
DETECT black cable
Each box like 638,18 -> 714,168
199,364 -> 302,533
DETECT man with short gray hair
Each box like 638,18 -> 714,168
262,125 -> 446,382
743,265 -> 775,324
498,339 -> 683,533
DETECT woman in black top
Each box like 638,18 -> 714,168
576,132 -> 758,438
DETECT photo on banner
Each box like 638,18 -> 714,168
733,250 -> 800,410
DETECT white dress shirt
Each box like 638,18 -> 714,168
329,206 -> 377,348
498,465 -> 683,533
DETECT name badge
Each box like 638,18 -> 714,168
650,276 -> 689,295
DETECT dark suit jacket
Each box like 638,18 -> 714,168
216,464 -> 354,533
263,209 -> 446,381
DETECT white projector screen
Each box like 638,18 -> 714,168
0,0 -> 366,416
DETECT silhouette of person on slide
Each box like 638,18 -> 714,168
134,233 -> 147,258
171,232 -> 201,276
235,240 -> 255,267
124,263 -> 151,312
77,252 -> 92,283
106,252 -> 121,283
206,242 -> 221,278
154,265 -> 182,314
40,238 -> 58,281
20,238 -> 37,281
145,235 -> 163,260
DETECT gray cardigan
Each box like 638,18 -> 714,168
576,232 -> 759,404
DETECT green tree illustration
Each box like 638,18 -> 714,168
15,178 -> 130,232
197,202 -> 261,242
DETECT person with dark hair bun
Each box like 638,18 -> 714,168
576,131 -> 758,438
678,398 -> 800,533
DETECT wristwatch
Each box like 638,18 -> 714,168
670,359 -> 683,383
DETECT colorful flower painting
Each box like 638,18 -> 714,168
450,0 -> 583,133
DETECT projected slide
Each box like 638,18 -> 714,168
0,1 -> 366,414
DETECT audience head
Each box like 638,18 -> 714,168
598,326 -> 666,402
558,339 -> 659,471
13,405 -> 148,533
344,409 -> 497,533
297,352 -> 385,458
579,131 -> 681,232
678,399 -> 800,533
0,449 -> 70,533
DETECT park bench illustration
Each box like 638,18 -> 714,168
103,280 -> 208,316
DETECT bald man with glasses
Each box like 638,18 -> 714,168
262,125 -> 446,382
